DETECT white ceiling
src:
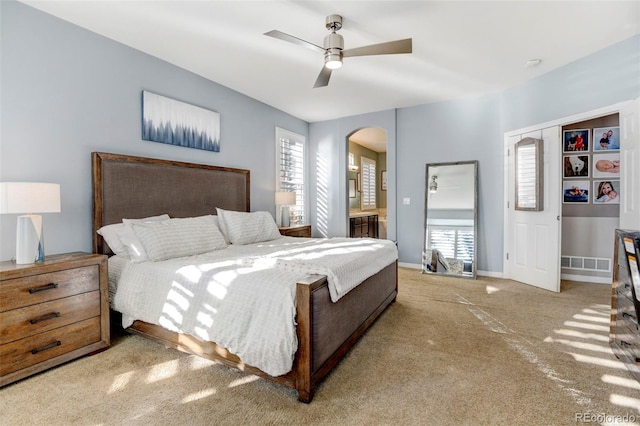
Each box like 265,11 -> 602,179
19,1 -> 640,123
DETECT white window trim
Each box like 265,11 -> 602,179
361,156 -> 376,210
275,127 -> 307,225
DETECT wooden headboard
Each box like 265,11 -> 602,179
91,152 -> 250,255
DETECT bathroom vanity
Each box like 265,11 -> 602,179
349,212 -> 379,238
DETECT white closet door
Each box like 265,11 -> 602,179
620,98 -> 640,229
505,127 -> 561,292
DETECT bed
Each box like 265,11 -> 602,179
91,152 -> 398,402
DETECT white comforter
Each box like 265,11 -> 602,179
108,237 -> 397,376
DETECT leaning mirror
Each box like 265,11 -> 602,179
422,161 -> 478,279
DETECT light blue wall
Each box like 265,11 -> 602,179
309,110 -> 397,240
0,1 -> 307,261
396,94 -> 503,271
500,35 -> 640,132
2,1 -> 638,272
312,34 -> 639,272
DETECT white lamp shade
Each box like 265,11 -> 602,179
275,191 -> 296,206
0,182 -> 61,214
1,182 -> 61,264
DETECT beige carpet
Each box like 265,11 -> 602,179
2,268 -> 639,425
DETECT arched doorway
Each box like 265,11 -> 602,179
347,127 -> 388,239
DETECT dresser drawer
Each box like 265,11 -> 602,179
0,265 -> 99,312
284,228 -> 309,237
0,317 -> 101,377
0,292 -> 100,345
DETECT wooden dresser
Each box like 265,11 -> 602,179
0,252 -> 109,386
279,225 -> 312,238
610,229 -> 640,383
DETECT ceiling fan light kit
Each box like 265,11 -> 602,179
265,14 -> 412,87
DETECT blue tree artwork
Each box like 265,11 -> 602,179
142,91 -> 220,152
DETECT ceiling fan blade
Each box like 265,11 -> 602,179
313,66 -> 332,88
264,30 -> 325,54
343,38 -> 412,58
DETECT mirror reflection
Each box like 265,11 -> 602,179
422,161 -> 478,278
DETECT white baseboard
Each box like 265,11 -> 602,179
398,262 -> 503,278
477,270 -> 503,278
561,273 -> 611,285
398,262 -> 421,270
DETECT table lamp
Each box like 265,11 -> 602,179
0,182 -> 61,264
275,191 -> 296,227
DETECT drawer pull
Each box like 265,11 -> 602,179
28,283 -> 59,294
30,312 -> 61,324
31,340 -> 61,354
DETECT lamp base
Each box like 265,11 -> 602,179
281,206 -> 290,228
16,214 -> 44,264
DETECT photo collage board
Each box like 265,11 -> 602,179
562,127 -> 620,205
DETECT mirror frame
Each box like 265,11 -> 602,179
514,137 -> 543,211
422,160 -> 478,279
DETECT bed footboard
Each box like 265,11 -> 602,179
123,261 -> 397,403
294,261 -> 398,402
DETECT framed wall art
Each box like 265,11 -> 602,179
592,152 -> 620,179
593,126 -> 620,151
563,155 -> 589,178
142,91 -> 220,152
562,180 -> 589,204
562,129 -> 589,153
593,180 -> 620,204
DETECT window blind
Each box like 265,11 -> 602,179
276,128 -> 305,225
361,157 -> 376,210
428,225 -> 474,262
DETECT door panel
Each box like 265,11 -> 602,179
620,98 -> 640,229
506,127 -> 561,292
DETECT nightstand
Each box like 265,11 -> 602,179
279,225 -> 312,238
0,252 -> 109,386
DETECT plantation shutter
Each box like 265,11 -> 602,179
276,128 -> 306,225
361,157 -> 376,210
428,226 -> 474,262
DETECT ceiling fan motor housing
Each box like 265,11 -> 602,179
324,32 -> 344,63
325,14 -> 342,31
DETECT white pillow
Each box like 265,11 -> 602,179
129,215 -> 227,261
216,208 -> 281,245
212,214 -> 229,244
96,214 -> 169,257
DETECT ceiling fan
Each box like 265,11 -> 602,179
264,14 -> 412,88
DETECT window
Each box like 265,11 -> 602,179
361,156 -> 376,210
276,127 -> 306,225
427,225 -> 474,262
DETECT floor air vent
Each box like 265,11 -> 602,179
561,256 -> 611,272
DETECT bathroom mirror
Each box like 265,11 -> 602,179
422,161 -> 478,279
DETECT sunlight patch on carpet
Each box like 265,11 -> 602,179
567,353 -> 630,370
543,338 -> 614,354
108,371 -> 135,394
485,285 -> 500,294
608,394 -> 640,413
601,374 -> 640,390
146,360 -> 179,383
182,388 -> 217,403
228,375 -> 259,388
188,355 -> 217,371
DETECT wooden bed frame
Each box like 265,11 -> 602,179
91,152 -> 398,402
